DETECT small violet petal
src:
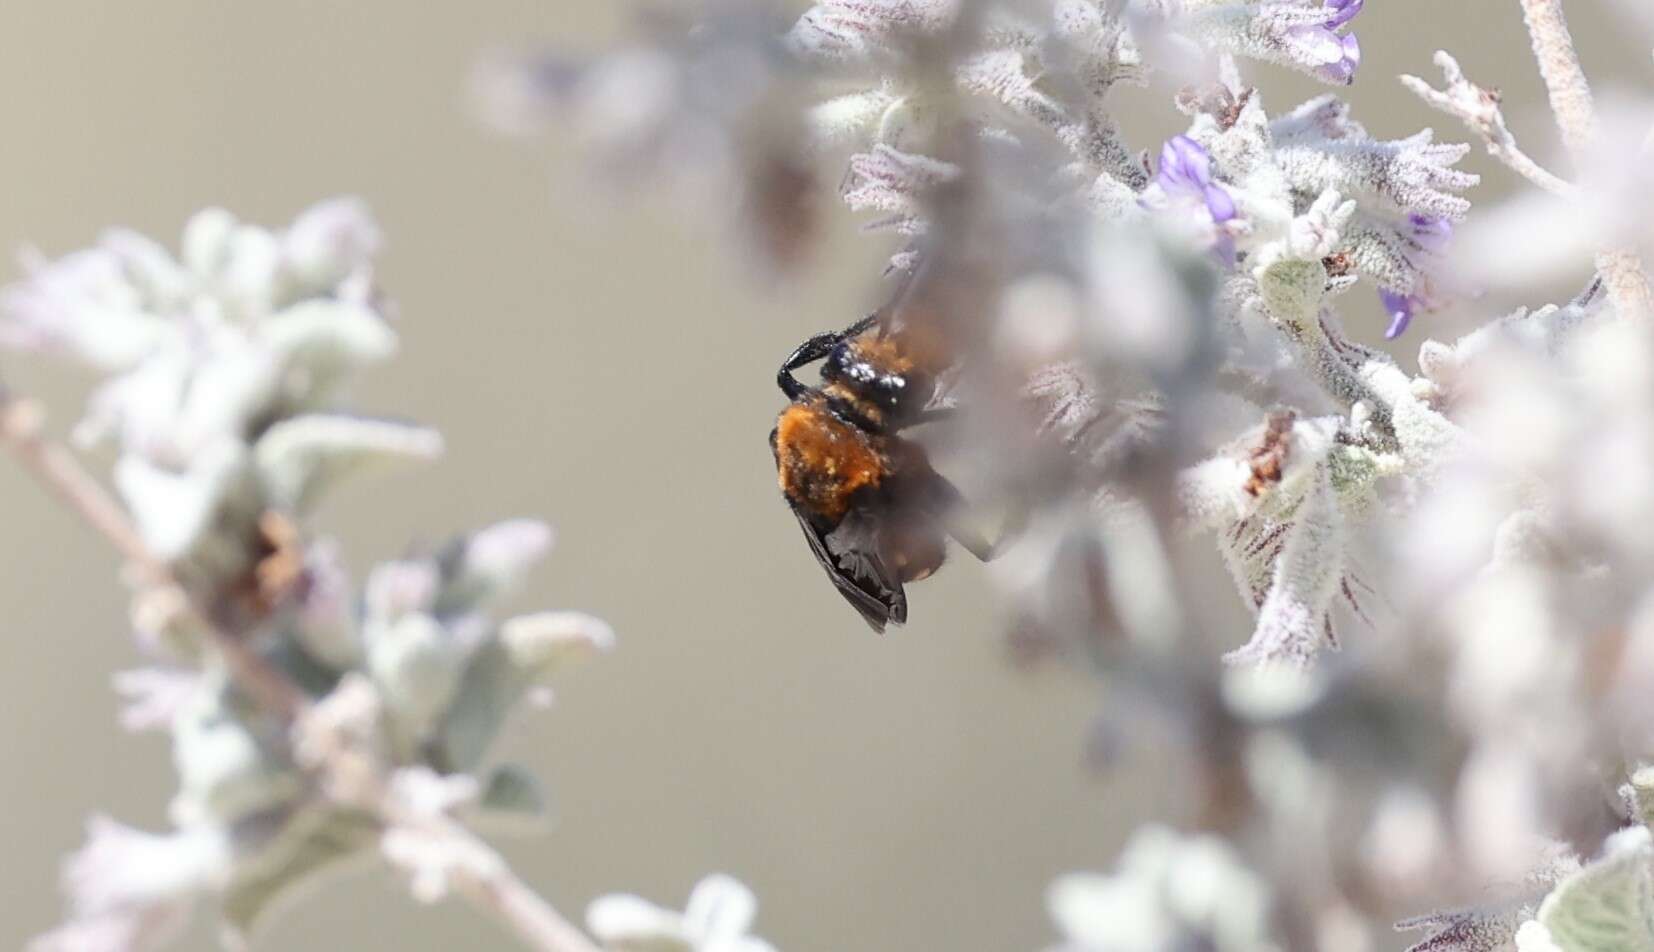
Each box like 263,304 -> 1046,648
1159,135 -> 1211,192
1309,31 -> 1360,84
1409,214 -> 1454,252
1324,0 -> 1364,30
1379,288 -> 1415,339
1202,184 -> 1237,223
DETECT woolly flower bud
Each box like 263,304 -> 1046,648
436,518 -> 555,611
588,874 -> 777,952
282,196 -> 382,291
500,611 -> 617,677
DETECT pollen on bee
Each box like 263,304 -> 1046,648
773,402 -> 885,521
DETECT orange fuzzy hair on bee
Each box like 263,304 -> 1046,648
773,401 -> 886,523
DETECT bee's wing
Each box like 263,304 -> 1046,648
791,508 -> 906,633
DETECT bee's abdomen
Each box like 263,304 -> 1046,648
774,403 -> 885,523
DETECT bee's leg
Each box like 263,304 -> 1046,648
923,471 -> 1027,562
776,314 -> 880,400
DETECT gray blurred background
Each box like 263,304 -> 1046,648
0,3 -> 1642,950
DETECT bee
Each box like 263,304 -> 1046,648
770,309 -> 999,632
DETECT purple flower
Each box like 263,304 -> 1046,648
1377,215 -> 1454,338
1286,0 -> 1364,85
1323,0 -> 1364,29
1408,213 -> 1453,252
1156,136 -> 1238,264
1378,288 -> 1417,339
1158,137 -> 1236,223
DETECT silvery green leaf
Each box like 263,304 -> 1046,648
1268,94 -> 1366,147
431,640 -> 523,773
170,678 -> 303,826
253,414 -> 442,512
1276,130 -> 1478,224
100,227 -> 191,310
475,763 -> 551,831
499,611 -> 616,677
431,611 -> 609,774
1223,468 -> 1346,667
1254,257 -> 1327,331
258,298 -> 397,376
0,246 -> 173,370
220,806 -> 378,941
74,351 -> 187,450
281,197 -> 382,292
366,611 -> 472,749
80,327 -> 282,463
1535,828 -> 1654,952
434,519 -> 555,613
115,441 -> 252,562
787,0 -> 954,63
182,207 -> 238,279
218,224 -> 283,321
167,330 -> 283,453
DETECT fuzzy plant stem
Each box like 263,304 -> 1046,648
0,391 -> 601,952
0,394 -> 306,717
1401,51 -> 1576,196
435,812 -> 605,952
1518,0 -> 1654,320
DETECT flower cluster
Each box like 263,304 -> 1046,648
6,204 -> 617,950
491,0 -> 1654,949
3,202 -> 433,608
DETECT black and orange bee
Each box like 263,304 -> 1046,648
770,308 -> 1000,632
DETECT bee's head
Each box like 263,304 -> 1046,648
822,339 -> 933,421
